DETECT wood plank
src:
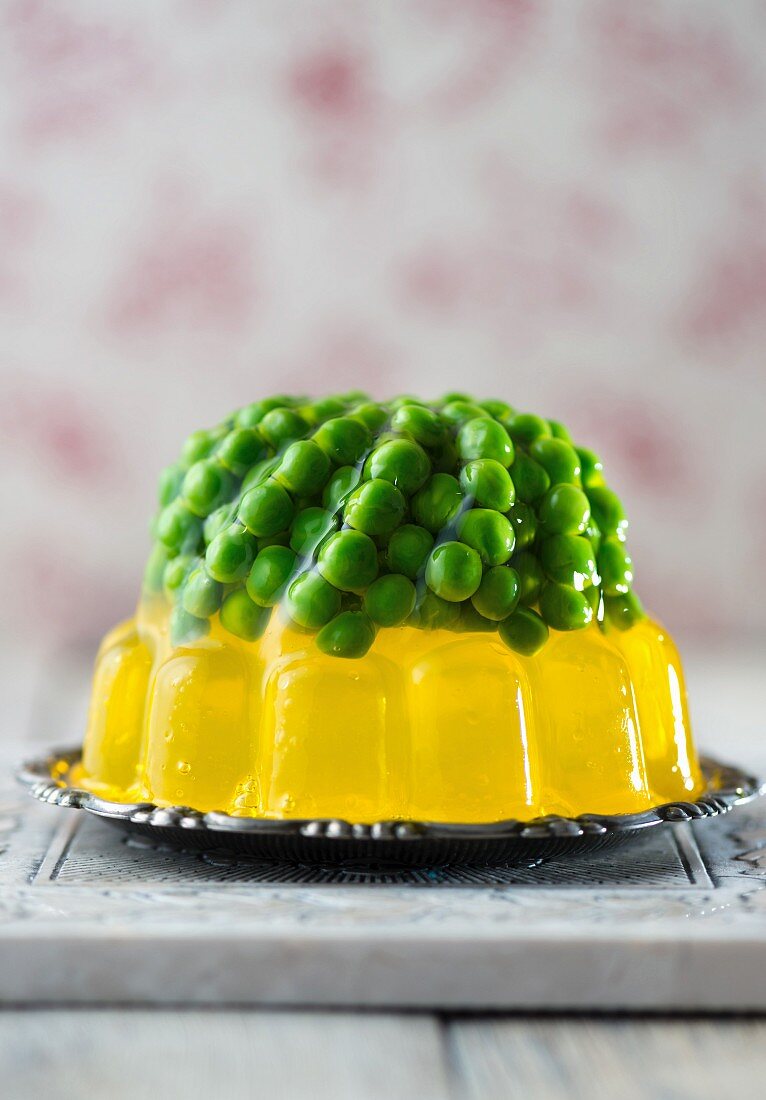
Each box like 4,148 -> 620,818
0,1010 -> 451,1100
448,1018 -> 766,1099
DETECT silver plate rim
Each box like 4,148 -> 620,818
16,748 -> 764,843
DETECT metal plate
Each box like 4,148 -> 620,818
17,749 -> 762,867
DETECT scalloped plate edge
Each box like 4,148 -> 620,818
16,748 -> 764,844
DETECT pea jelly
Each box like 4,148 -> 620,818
74,393 -> 704,823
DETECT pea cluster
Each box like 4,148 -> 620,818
144,393 -> 644,659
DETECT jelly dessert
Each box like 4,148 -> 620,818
75,393 -> 703,823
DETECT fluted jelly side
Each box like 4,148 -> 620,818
74,598 -> 703,823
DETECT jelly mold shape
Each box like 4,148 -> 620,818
74,602 -> 703,823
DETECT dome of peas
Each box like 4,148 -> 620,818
144,393 -> 643,659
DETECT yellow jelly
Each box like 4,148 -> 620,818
72,595 -> 704,822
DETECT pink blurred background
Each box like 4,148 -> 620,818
1,0 -> 765,655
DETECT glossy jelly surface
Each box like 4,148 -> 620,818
77,394 -> 704,823
73,598 -> 703,823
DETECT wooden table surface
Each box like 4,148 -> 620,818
2,641 -> 765,1099
3,1010 -> 766,1099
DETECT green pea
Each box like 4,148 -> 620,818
358,426 -> 399,451
311,396 -> 348,422
389,394 -> 423,410
515,551 -> 544,606
344,479 -> 406,536
182,460 -> 234,518
156,501 -> 202,553
313,417 -> 371,465
584,517 -> 602,557
408,591 -> 461,631
285,571 -> 341,630
471,566 -> 520,621
510,452 -> 550,503
494,414 -> 516,433
181,426 -> 226,467
258,408 -> 308,450
218,428 -> 265,477
364,439 -> 430,495
441,400 -> 490,425
340,591 -> 364,613
182,568 -> 223,618
317,529 -> 379,592
506,502 -> 537,550
605,591 -> 644,632
507,413 -> 551,445
390,404 -> 444,447
386,524 -> 434,579
205,525 -> 256,583
322,465 -> 362,513
163,554 -> 196,600
457,508 -> 515,566
598,538 -> 634,596
529,438 -> 581,485
246,545 -> 297,606
547,419 -> 573,443
457,418 -> 514,467
585,584 -> 603,619
457,602 -> 498,633
241,456 -> 280,493
143,544 -> 171,593
239,480 -> 295,538
498,608 -> 549,656
220,589 -> 271,641
587,485 -> 628,540
425,541 -> 482,602
235,397 -> 290,429
430,437 -> 459,474
158,463 -> 185,507
540,535 -> 598,589
295,403 -> 320,429
203,502 -> 236,545
286,507 -> 334,557
170,605 -> 210,647
480,399 -> 515,420
363,574 -> 417,626
257,532 -> 290,550
577,447 -> 604,488
439,391 -> 471,403
350,402 -> 388,432
275,440 -> 331,496
316,610 -> 376,658
539,582 -> 593,631
538,484 -> 591,535
459,459 -> 514,511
